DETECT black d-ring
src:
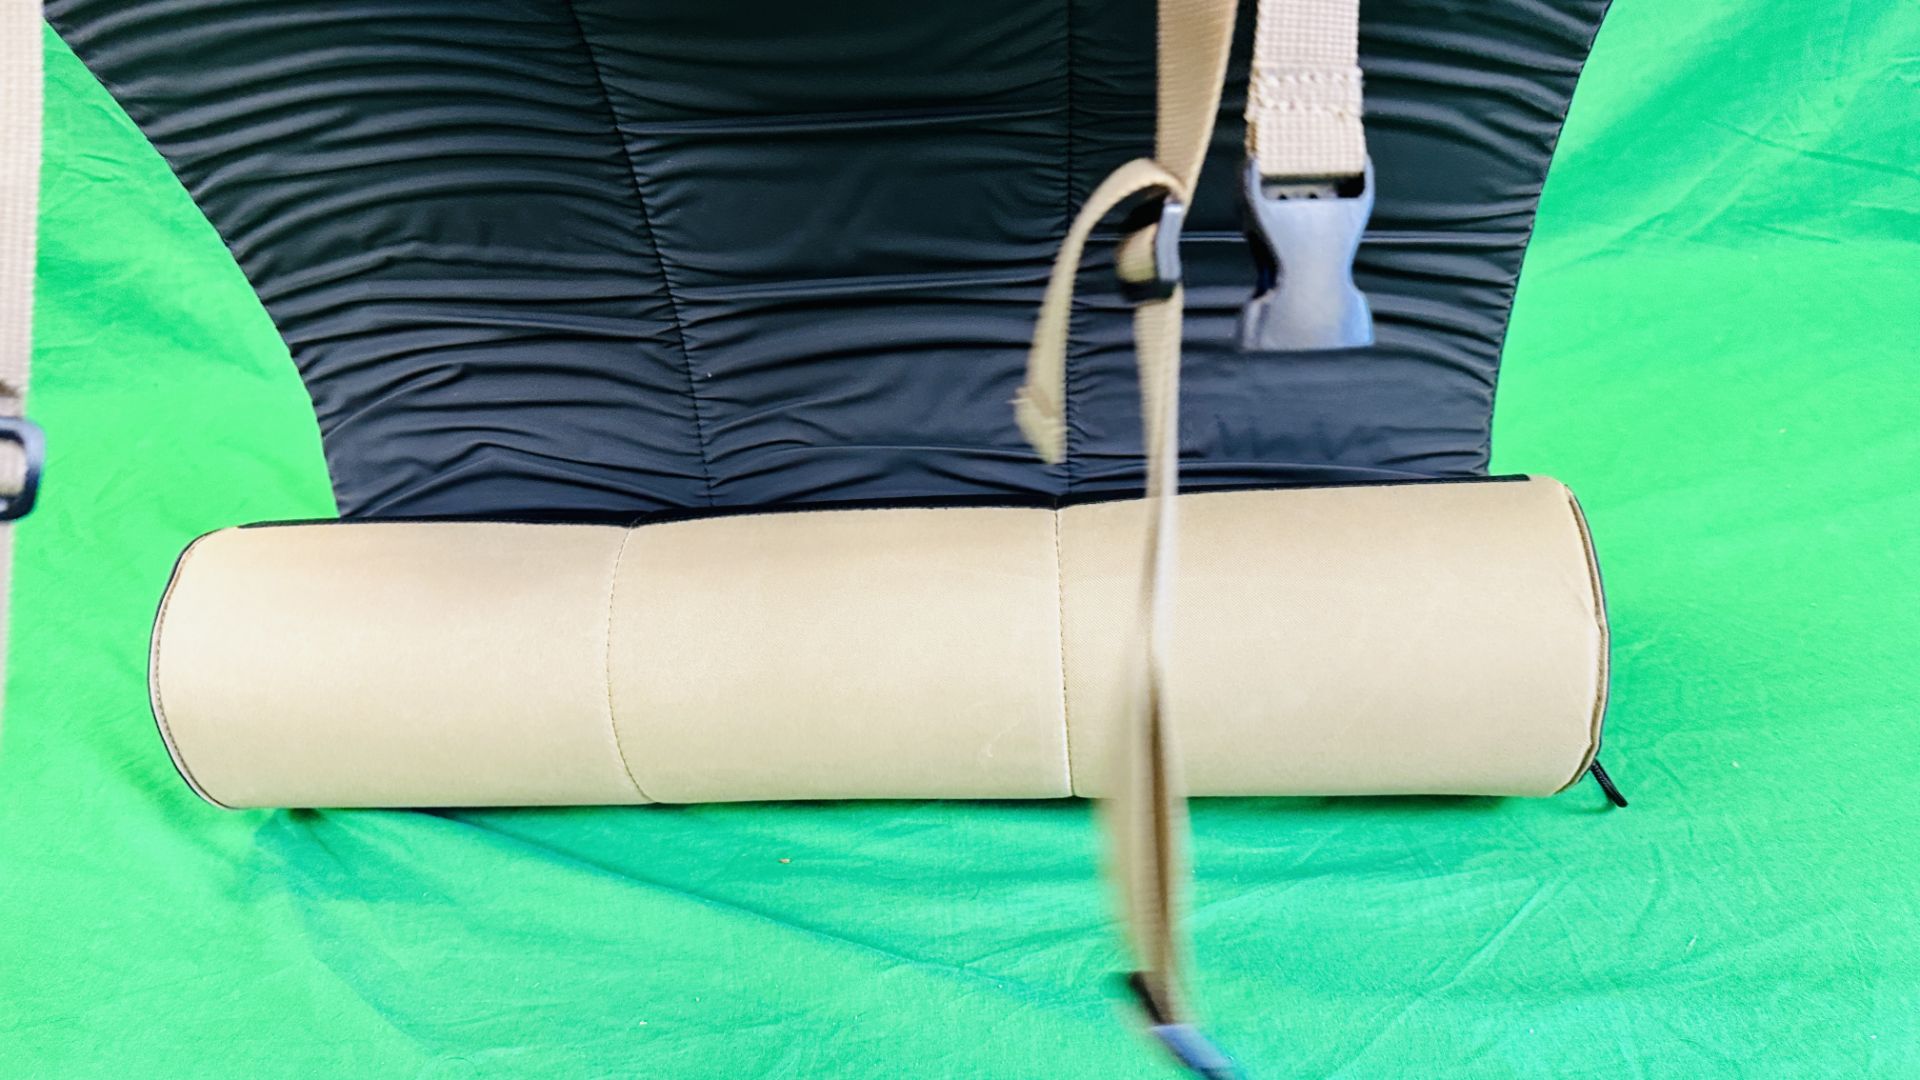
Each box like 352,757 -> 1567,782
0,416 -> 45,521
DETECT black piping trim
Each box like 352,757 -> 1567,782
1481,0 -> 1616,471
237,472 -> 1529,530
1560,482 -> 1621,804
147,535 -> 234,810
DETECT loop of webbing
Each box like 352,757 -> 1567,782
1019,0 -> 1368,1063
1015,0 -> 1239,1051
0,441 -> 25,496
1,0 -> 46,723
1014,158 -> 1183,465
1,0 -> 40,472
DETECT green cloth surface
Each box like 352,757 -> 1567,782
4,3 -> 1918,1075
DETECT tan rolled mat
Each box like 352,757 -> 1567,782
149,476 -> 1608,809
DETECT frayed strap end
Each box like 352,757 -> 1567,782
1014,386 -> 1067,465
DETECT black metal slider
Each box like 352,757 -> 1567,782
1117,191 -> 1188,306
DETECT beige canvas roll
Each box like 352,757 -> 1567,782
149,477 -> 1608,809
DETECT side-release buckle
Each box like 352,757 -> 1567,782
0,416 -> 45,521
1238,157 -> 1375,352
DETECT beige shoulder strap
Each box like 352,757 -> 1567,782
0,0 -> 47,727
1018,0 -> 1366,1073
1247,0 -> 1365,181
1018,0 -> 1237,1067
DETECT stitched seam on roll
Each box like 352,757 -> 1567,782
1053,509 -> 1077,796
602,525 -> 655,802
148,536 -> 230,809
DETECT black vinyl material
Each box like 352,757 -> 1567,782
49,0 -> 1610,519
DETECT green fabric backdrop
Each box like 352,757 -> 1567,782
4,3 -> 1917,1075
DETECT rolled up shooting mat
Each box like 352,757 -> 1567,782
149,476 -> 1608,809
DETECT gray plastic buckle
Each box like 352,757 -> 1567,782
1238,157 -> 1375,352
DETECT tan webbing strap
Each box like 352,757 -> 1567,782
1015,161 -> 1175,463
1015,0 -> 1238,1058
0,0 -> 45,725
1247,0 -> 1365,182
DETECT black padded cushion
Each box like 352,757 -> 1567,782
49,0 -> 1609,519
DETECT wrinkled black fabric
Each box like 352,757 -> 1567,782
49,0 -> 1610,519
